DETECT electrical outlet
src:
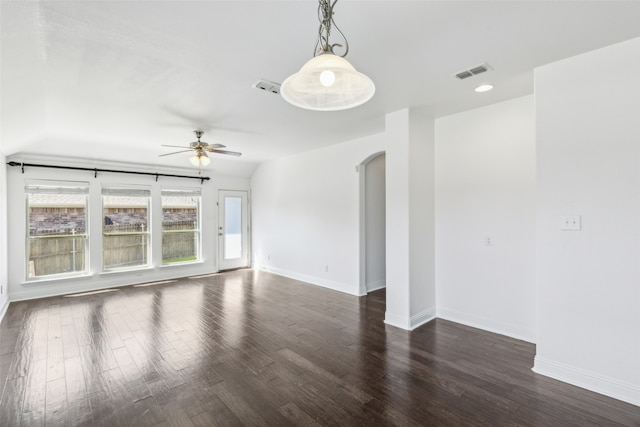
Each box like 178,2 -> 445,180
561,216 -> 581,231
484,236 -> 493,246
324,265 -> 329,272
267,254 -> 271,261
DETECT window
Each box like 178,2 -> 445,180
102,186 -> 151,271
161,188 -> 201,264
25,181 -> 89,279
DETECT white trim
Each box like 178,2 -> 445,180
437,306 -> 536,343
358,151 -> 386,303
99,266 -> 155,276
365,280 -> 386,293
259,266 -> 359,296
410,307 -> 436,330
0,298 -> 9,324
385,307 -> 436,331
21,272 -> 93,285
9,266 -> 218,302
159,260 -> 203,269
358,159 -> 367,297
533,356 -> 640,407
384,311 -> 411,330
218,189 -> 251,271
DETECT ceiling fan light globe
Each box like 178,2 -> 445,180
281,54 -> 375,111
189,152 -> 210,167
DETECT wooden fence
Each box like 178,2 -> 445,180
28,221 -> 198,276
103,223 -> 148,269
161,220 -> 197,262
28,230 -> 86,277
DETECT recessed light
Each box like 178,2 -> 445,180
475,84 -> 494,93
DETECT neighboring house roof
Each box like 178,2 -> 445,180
28,194 -> 197,208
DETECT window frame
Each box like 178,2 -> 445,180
25,180 -> 90,281
161,187 -> 202,265
101,186 -> 152,272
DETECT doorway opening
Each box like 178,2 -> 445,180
359,152 -> 386,295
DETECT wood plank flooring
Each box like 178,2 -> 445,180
1,269 -> 638,426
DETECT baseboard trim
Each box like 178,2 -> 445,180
437,306 -> 536,343
365,280 -> 386,293
384,311 -> 410,330
411,307 -> 436,330
9,267 -> 219,302
533,356 -> 640,407
260,266 -> 358,296
384,306 -> 436,331
0,298 -> 9,324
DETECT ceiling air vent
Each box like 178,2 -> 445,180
455,63 -> 492,80
253,79 -> 281,94
455,70 -> 474,80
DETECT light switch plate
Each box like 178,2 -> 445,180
561,215 -> 581,231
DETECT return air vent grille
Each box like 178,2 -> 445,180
455,70 -> 473,80
253,79 -> 281,94
455,63 -> 491,80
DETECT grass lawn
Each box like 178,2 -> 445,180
162,256 -> 197,265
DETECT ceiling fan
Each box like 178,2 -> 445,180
160,130 -> 241,172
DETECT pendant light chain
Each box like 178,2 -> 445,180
314,0 -> 349,58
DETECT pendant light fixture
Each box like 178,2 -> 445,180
280,0 -> 375,111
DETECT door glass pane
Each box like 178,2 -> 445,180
224,196 -> 242,259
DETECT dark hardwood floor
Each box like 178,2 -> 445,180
1,269 -> 638,426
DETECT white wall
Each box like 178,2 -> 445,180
251,131 -> 387,295
6,155 -> 249,301
534,37 -> 640,406
381,109 -> 437,330
364,153 -> 386,292
435,95 -> 537,343
252,109 -> 436,330
409,109 -> 436,325
383,110 -> 412,326
0,155 -> 9,321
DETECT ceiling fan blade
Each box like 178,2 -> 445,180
209,149 -> 242,157
159,150 -> 193,157
161,144 -> 193,149
203,143 -> 226,150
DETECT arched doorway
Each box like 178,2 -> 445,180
359,152 -> 386,295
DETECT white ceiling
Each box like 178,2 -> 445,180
2,1 -> 640,177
